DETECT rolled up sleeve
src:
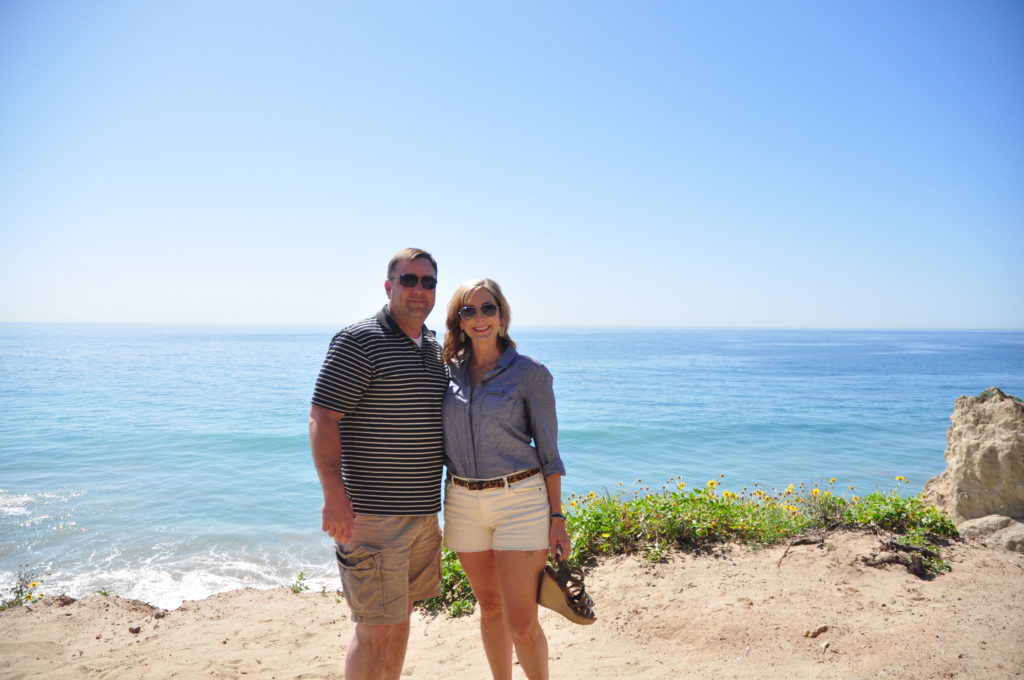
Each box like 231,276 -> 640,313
526,365 -> 565,477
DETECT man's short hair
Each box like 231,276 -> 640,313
387,248 -> 438,279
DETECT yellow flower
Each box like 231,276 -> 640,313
677,482 -> 686,490
811,488 -> 820,496
785,484 -> 794,494
829,478 -> 836,484
587,491 -> 596,498
852,495 -> 860,502
29,582 -> 38,589
707,480 -> 717,489
570,500 -> 578,507
848,485 -> 855,490
895,476 -> 907,482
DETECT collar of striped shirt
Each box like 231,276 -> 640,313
375,306 -> 436,342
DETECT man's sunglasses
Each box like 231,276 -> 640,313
458,303 -> 500,321
395,273 -> 437,290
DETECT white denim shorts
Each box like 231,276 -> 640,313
443,473 -> 550,552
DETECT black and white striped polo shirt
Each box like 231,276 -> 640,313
312,307 -> 448,515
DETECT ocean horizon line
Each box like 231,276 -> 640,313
1,321 -> 1022,332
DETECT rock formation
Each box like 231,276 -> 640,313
923,387 -> 1024,552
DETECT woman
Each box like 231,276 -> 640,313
442,278 -> 569,680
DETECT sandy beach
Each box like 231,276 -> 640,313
2,531 -> 1022,680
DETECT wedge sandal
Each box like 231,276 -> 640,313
537,560 -> 597,625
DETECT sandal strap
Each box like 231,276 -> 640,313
552,561 -> 595,618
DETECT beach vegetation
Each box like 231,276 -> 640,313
1,568 -> 44,610
564,476 -> 957,573
414,475 -> 960,616
976,387 -> 1022,404
289,571 -> 310,594
418,546 -> 476,617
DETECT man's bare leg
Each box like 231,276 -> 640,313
345,603 -> 413,680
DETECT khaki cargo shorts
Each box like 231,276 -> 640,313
335,514 -> 441,625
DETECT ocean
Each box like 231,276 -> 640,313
2,324 -> 1022,608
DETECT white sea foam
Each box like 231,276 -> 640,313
0,492 -> 34,516
44,555 -> 338,609
0,489 -> 83,517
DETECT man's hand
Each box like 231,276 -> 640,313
309,404 -> 352,541
322,493 -> 356,543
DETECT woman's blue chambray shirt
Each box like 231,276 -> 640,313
443,347 -> 566,480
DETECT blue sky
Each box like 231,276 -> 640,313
1,1 -> 1021,328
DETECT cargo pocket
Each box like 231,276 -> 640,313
335,545 -> 384,617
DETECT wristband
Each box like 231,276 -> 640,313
549,512 -> 566,521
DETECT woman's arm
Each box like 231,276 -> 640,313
526,365 -> 566,476
545,472 -> 570,559
525,359 -> 569,557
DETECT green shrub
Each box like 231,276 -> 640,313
566,475 -> 958,575
418,548 -> 476,617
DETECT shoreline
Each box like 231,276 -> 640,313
0,470 -> 990,611
1,475 -> 953,611
3,531 -> 1022,679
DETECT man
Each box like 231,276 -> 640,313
309,248 -> 448,680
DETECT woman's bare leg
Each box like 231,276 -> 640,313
458,550 -> 514,680
494,549 -> 549,680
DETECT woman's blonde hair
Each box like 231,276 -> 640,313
442,278 -> 516,365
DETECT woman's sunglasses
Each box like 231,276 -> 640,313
458,303 -> 500,321
395,273 -> 437,290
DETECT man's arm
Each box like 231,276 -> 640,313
309,404 -> 355,543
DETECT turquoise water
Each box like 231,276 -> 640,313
2,324 -> 1022,607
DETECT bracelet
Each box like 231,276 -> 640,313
549,512 -> 566,521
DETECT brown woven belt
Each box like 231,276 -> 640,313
450,468 -> 542,491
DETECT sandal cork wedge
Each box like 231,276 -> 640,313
537,560 -> 597,625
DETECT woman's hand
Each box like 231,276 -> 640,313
549,516 -> 570,560
542,473 -> 569,559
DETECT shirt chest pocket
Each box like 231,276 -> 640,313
476,384 -> 519,423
